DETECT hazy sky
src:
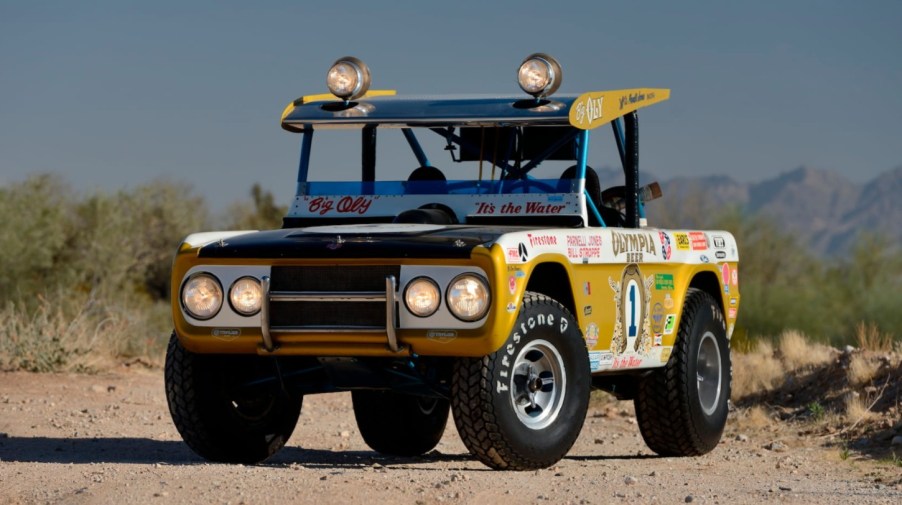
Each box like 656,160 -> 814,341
2,1 -> 900,208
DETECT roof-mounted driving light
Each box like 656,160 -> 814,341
326,56 -> 371,101
517,53 -> 562,99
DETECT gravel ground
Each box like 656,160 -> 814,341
1,369 -> 900,504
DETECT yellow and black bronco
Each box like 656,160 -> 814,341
165,54 -> 740,470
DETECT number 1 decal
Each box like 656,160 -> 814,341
627,282 -> 638,337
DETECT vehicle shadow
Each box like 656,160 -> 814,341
0,436 -> 474,468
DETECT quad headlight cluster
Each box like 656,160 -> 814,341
181,273 -> 262,320
403,273 -> 491,322
182,271 -> 489,323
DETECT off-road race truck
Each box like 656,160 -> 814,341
165,54 -> 740,470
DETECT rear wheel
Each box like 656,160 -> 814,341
164,334 -> 302,464
352,391 -> 449,456
634,289 -> 731,456
451,292 -> 590,470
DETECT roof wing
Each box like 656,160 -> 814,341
569,88 -> 670,130
279,88 -> 670,132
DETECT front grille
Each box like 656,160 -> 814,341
270,301 -> 385,328
271,265 -> 399,292
268,265 -> 399,331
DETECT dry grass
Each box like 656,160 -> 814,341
0,293 -> 168,372
847,354 -> 881,386
778,330 -> 834,370
855,322 -> 895,352
844,393 -> 879,425
732,405 -> 775,432
732,340 -> 784,399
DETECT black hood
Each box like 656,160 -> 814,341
197,224 -> 518,260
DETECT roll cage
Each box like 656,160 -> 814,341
281,90 -> 668,229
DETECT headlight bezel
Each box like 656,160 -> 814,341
517,53 -> 562,99
228,276 -> 263,317
326,56 -> 371,101
404,276 -> 442,318
180,272 -> 224,321
445,273 -> 491,322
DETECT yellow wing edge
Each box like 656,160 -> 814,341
280,90 -> 398,123
569,88 -> 670,130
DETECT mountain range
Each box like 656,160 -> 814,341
662,166 -> 902,255
631,165 -> 902,257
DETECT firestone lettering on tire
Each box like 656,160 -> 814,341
496,312 -> 568,394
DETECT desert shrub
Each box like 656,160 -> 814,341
0,175 -> 75,303
0,175 -> 208,371
223,183 -> 286,230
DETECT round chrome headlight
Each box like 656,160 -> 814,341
446,274 -> 490,322
181,273 -> 223,320
517,53 -> 562,98
326,56 -> 371,100
229,276 -> 263,316
404,277 -> 441,318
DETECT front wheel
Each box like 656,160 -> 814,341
634,288 -> 731,456
164,334 -> 303,464
451,292 -> 590,470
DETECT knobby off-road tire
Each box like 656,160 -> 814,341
634,288 -> 731,456
452,292 -> 591,470
352,391 -> 450,456
164,334 -> 303,464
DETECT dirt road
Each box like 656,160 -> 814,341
1,369 -> 899,504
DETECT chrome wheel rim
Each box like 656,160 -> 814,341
696,331 -> 723,416
508,339 -> 566,430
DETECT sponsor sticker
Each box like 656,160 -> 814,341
728,307 -> 738,319
713,235 -> 726,249
689,232 -> 708,250
589,351 -> 615,371
507,248 -> 520,262
585,323 -> 599,348
663,293 -> 674,309
518,243 -> 529,262
659,232 -> 672,260
715,250 -> 727,259
527,233 -> 558,247
663,314 -> 677,335
700,254 -> 710,263
651,303 -> 665,333
583,281 -> 591,295
654,273 -> 674,290
589,351 -> 602,372
506,302 -> 518,313
653,333 -> 663,346
509,276 -> 517,294
611,231 -> 657,264
660,346 -> 673,363
583,305 -> 592,316
566,234 -> 603,260
674,232 -> 690,250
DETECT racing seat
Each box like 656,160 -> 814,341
406,166 -> 447,194
559,165 -> 623,227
